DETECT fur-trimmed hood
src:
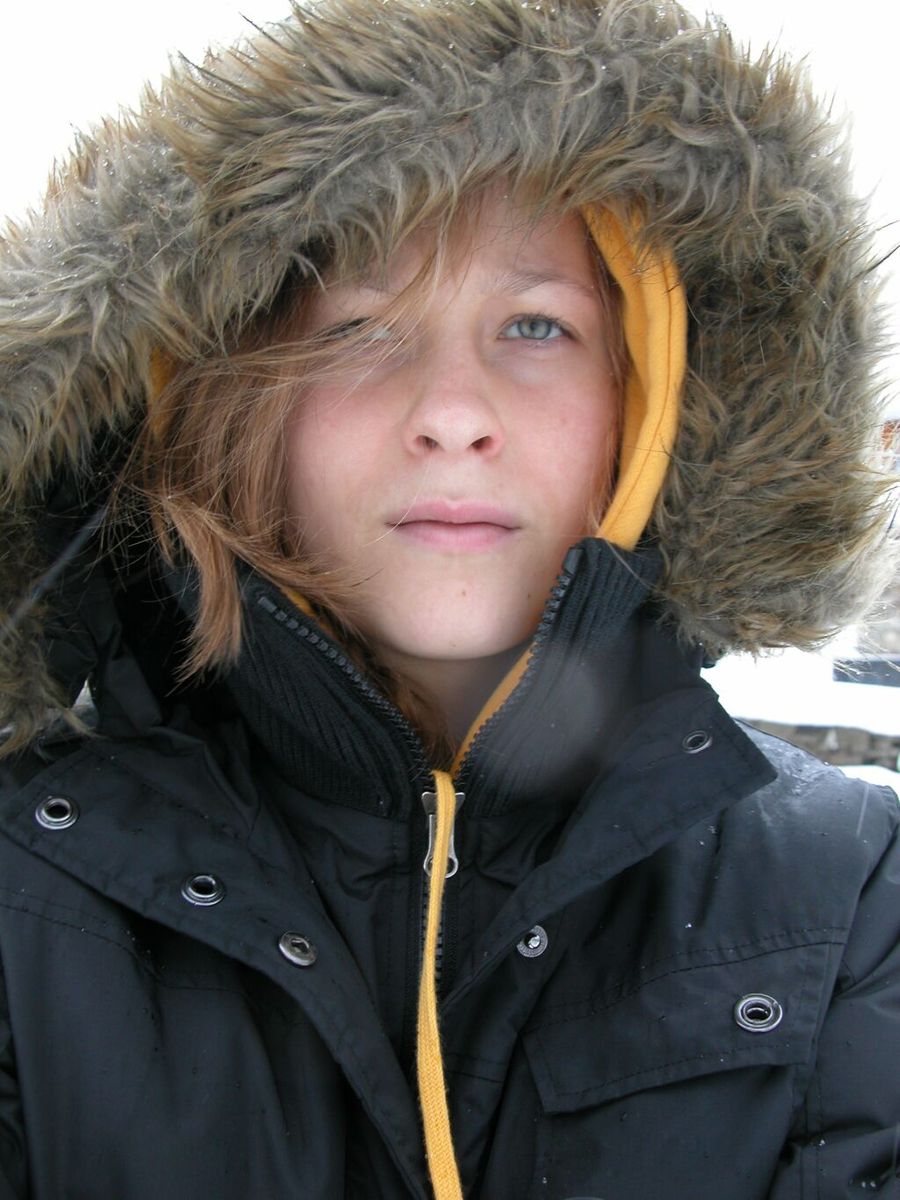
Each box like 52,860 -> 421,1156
0,0 -> 892,747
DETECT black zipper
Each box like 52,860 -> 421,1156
254,589 -> 432,787
453,552 -> 578,792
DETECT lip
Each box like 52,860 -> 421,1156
386,500 -> 521,551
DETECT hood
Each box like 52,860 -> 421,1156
0,0 -> 891,749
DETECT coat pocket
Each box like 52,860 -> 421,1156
520,941 -> 836,1199
524,939 -> 830,1113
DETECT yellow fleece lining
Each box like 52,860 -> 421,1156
282,588 -> 315,618
586,208 -> 686,549
417,770 -> 465,1198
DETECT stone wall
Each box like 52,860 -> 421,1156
750,720 -> 900,770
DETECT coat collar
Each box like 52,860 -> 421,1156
221,538 -> 664,818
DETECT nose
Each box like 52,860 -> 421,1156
402,344 -> 504,458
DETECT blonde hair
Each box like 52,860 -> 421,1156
128,195 -> 628,762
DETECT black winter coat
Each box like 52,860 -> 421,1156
0,2 -> 897,1196
1,547 -> 898,1200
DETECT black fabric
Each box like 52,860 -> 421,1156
1,540 -> 899,1198
227,539 -> 661,816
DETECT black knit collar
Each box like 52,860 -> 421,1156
224,539 -> 662,818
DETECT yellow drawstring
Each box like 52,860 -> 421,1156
417,769 -> 464,1198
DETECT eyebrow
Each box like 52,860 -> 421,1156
342,267 -> 600,304
483,267 -> 601,304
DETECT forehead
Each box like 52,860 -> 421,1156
325,189 -> 602,302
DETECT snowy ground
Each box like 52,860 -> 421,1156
839,763 -> 900,788
701,643 -> 900,790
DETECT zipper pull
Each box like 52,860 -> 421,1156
421,789 -> 465,878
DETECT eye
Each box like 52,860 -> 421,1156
319,317 -> 394,343
502,314 -> 567,341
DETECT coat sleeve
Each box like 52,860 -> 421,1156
0,957 -> 27,1199
767,785 -> 900,1198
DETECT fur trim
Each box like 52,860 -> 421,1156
0,0 -> 892,745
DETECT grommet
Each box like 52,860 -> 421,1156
35,796 -> 79,830
278,932 -> 317,967
734,993 -> 783,1032
682,729 -> 713,754
516,925 -> 549,959
181,874 -> 226,906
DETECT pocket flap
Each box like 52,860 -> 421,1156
524,941 -> 829,1113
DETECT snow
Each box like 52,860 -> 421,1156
702,645 -> 900,739
702,646 -> 899,790
839,764 -> 900,789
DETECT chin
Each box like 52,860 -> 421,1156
365,584 -> 545,665
379,619 -> 535,665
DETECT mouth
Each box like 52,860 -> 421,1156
386,501 -> 520,551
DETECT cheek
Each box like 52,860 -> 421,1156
285,392 -> 387,555
285,398 -> 351,545
529,381 -> 619,522
285,414 -> 322,524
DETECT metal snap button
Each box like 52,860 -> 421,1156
35,796 -> 79,830
516,925 -> 549,959
682,729 -> 713,754
734,993 -> 783,1032
278,932 -> 317,967
181,874 -> 226,906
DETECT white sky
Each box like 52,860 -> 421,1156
2,1 -> 898,412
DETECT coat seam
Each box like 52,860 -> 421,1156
0,900 -> 150,965
0,883 -> 135,936
77,744 -> 249,842
539,1040 -> 810,1100
0,900 -> 272,999
529,932 -> 848,1028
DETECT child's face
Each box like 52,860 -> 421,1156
287,190 -> 619,676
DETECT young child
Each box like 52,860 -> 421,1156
1,2 -> 897,1197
